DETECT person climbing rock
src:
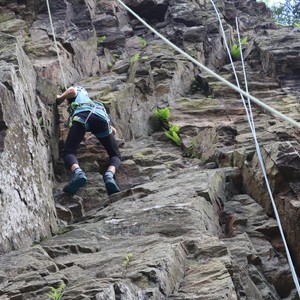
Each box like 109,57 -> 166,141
56,86 -> 121,196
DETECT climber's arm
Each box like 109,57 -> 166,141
56,86 -> 77,105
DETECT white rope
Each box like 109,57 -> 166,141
117,0 -> 300,294
211,0 -> 300,291
209,0 -> 256,134
117,0 -> 300,129
236,16 -> 300,295
46,0 -> 67,90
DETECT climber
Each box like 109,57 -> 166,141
56,86 -> 121,196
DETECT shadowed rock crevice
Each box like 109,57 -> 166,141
0,103 -> 8,152
128,3 -> 168,23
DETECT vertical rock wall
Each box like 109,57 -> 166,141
0,33 -> 57,253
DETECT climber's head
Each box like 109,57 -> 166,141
66,86 -> 88,103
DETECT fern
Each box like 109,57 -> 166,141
230,36 -> 248,60
230,44 -> 241,59
164,125 -> 181,146
154,107 -> 170,122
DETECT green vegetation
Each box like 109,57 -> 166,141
186,138 -> 199,159
141,56 -> 149,61
130,53 -> 140,63
164,124 -> 181,146
98,35 -> 106,45
38,116 -> 44,128
230,37 -> 248,60
129,36 -> 149,64
122,253 -> 134,268
55,226 -> 66,236
138,36 -> 147,48
154,107 -> 170,123
47,283 -> 65,300
153,107 -> 182,147
294,22 -> 300,28
122,253 -> 134,277
259,0 -> 300,26
112,53 -> 120,61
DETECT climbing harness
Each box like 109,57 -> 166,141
70,101 -> 108,128
117,0 -> 300,295
46,0 -> 300,293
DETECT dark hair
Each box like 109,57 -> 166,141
67,97 -> 76,103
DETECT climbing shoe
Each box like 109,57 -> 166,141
103,171 -> 120,196
63,169 -> 87,194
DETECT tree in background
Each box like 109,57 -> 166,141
260,0 -> 300,26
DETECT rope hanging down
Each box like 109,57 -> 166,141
46,0 -> 67,90
117,0 -> 300,130
117,0 -> 300,295
209,0 -> 300,293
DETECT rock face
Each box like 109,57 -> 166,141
0,32 -> 57,253
1,0 -> 300,299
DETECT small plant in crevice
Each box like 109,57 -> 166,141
112,53 -> 120,61
130,53 -> 149,64
154,107 -> 170,125
38,116 -> 45,128
230,36 -> 248,60
47,283 -> 65,300
98,35 -> 106,46
130,53 -> 140,63
122,253 -> 134,276
186,138 -> 200,159
164,124 -> 181,146
138,36 -> 147,49
153,107 -> 182,147
129,36 -> 149,65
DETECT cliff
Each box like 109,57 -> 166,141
1,0 -> 300,299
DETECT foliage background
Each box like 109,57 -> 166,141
260,0 -> 300,26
